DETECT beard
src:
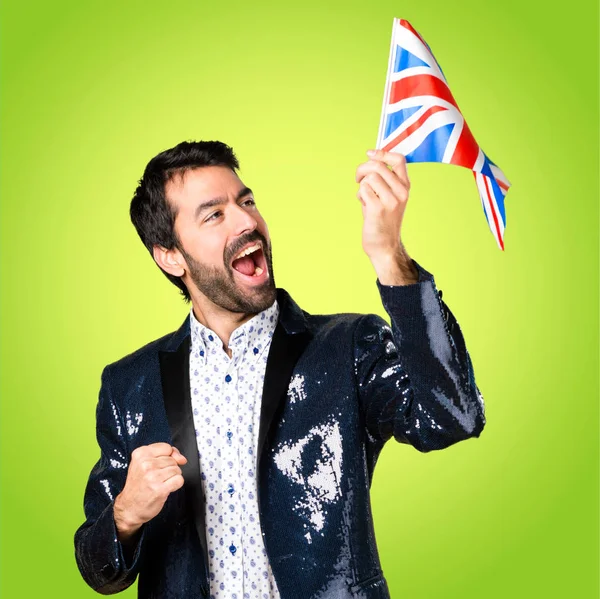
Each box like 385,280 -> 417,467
180,230 -> 277,314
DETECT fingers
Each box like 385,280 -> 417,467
146,455 -> 184,470
134,454 -> 184,485
367,148 -> 409,180
357,179 -> 376,206
356,149 -> 410,191
129,443 -> 187,492
357,173 -> 399,210
163,473 -> 185,494
357,180 -> 385,217
132,442 -> 174,460
151,464 -> 183,484
171,446 -> 188,464
132,443 -> 187,463
118,443 -> 189,528
355,159 -> 408,198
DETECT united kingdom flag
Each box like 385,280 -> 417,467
376,18 -> 511,250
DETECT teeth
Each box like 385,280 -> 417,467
235,243 -> 260,260
254,267 -> 264,276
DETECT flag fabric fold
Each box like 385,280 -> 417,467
376,18 -> 510,250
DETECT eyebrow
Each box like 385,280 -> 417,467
194,186 -> 253,219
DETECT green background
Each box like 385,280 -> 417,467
1,0 -> 598,597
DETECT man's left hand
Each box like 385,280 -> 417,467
355,148 -> 419,285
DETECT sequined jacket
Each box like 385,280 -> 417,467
74,259 -> 486,599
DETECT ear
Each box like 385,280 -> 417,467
153,244 -> 186,277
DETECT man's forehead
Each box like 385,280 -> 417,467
166,166 -> 245,207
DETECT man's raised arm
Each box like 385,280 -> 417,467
355,257 -> 485,452
352,148 -> 485,451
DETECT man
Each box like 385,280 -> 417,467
74,140 -> 485,599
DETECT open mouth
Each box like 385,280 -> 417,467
230,242 -> 268,281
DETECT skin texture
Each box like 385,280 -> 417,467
114,148 -> 417,542
114,443 -> 187,541
356,149 -> 419,285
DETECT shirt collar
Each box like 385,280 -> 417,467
189,300 -> 279,361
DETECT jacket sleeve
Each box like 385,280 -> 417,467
354,258 -> 486,452
74,365 -> 147,594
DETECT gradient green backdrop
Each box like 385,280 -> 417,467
1,1 -> 598,597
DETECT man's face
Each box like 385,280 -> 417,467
165,166 -> 276,314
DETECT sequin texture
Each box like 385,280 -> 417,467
74,258 -> 485,599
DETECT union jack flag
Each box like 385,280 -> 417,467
376,18 -> 511,250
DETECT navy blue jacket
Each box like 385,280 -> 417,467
74,259 -> 485,598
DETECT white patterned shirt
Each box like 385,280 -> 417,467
189,300 -> 281,599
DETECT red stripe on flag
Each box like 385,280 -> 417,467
450,123 -> 479,168
399,19 -> 426,44
390,75 -> 459,110
483,175 -> 504,251
382,105 -> 447,152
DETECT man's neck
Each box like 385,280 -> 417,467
190,301 -> 256,357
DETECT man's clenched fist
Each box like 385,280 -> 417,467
114,442 -> 188,542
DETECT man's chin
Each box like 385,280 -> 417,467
228,271 -> 276,312
243,281 -> 277,306
187,257 -> 276,314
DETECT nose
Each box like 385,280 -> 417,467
231,203 -> 258,237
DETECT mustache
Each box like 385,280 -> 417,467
224,230 -> 270,265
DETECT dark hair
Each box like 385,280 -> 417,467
130,140 -> 240,302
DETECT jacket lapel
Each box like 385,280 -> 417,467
158,331 -> 209,587
257,323 -> 312,463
